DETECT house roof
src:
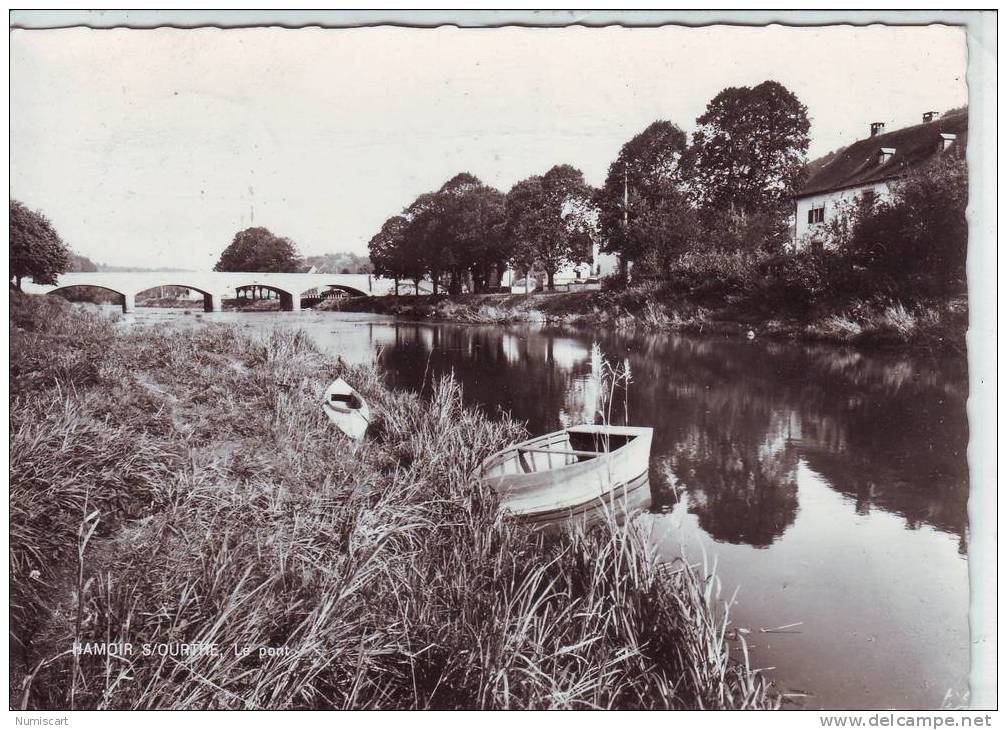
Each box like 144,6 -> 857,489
797,109 -> 968,198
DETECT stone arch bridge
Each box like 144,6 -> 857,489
21,272 -> 395,313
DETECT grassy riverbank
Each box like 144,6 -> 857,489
10,292 -> 775,710
335,287 -> 966,353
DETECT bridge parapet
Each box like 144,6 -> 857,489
21,271 -> 395,312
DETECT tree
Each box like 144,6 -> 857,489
368,215 -> 418,295
402,191 -> 448,294
393,173 -> 509,295
9,200 -> 71,290
622,183 -> 701,277
69,253 -> 98,272
596,121 -> 695,275
214,227 -> 302,273
844,154 -> 968,297
444,183 -> 509,293
687,81 -> 810,221
302,252 -> 373,274
506,165 -> 596,290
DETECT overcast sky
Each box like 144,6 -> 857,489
10,23 -> 967,270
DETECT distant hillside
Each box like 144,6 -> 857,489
303,252 -> 373,275
69,254 -> 98,272
73,254 -> 370,274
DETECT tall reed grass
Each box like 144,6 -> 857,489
9,292 -> 775,710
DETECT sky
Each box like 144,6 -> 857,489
10,23 -> 968,270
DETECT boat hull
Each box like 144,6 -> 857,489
323,378 -> 371,440
478,425 -> 653,518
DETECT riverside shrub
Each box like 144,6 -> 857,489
845,155 -> 967,298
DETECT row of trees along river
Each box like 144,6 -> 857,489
366,80 -> 966,311
367,80 -> 811,294
11,79 -> 966,316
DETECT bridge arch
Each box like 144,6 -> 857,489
232,283 -> 300,311
48,284 -> 132,312
133,283 -> 222,313
298,283 -> 369,304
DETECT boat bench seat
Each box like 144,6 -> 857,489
518,446 -> 605,458
515,445 -> 605,473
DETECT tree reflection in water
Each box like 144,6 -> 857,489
662,413 -> 800,548
376,323 -> 968,550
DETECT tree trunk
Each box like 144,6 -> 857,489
394,277 -> 399,297
471,267 -> 487,294
547,269 -> 555,291
618,256 -> 633,286
14,275 -> 22,291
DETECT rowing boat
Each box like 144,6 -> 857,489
477,424 -> 653,519
322,378 -> 370,440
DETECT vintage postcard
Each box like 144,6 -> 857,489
7,10 -> 997,721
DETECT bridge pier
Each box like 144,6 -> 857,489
204,293 -> 223,313
121,292 -> 135,314
279,291 -> 300,312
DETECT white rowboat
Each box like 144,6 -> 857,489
323,378 -> 370,440
478,424 -> 653,519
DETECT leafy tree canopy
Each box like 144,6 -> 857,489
392,173 -> 509,293
368,215 -> 422,287
213,227 -> 303,273
844,154 -> 968,297
506,164 -> 597,290
10,199 -> 71,290
302,252 -> 373,274
596,121 -> 693,266
687,80 -> 810,217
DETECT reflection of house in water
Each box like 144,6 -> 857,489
759,410 -> 803,460
559,342 -> 603,427
501,333 -> 522,365
366,323 -> 398,350
548,337 -> 591,371
498,331 -> 592,371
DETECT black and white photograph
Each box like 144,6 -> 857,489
7,10 -> 997,718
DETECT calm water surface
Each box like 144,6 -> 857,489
127,307 -> 971,710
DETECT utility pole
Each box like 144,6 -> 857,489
623,162 -> 629,231
622,162 -> 631,284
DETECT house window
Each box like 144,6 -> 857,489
807,207 -> 825,225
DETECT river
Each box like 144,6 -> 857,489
122,307 -> 971,710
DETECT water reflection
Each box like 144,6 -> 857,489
370,320 -> 969,708
378,323 -> 968,548
131,309 -> 968,708
662,417 -> 800,548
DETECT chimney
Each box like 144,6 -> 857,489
923,111 -> 937,123
870,122 -> 886,137
878,147 -> 896,165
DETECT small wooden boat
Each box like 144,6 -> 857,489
478,424 -> 653,519
323,378 -> 370,440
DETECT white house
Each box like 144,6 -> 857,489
500,240 -> 619,291
793,108 -> 967,248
